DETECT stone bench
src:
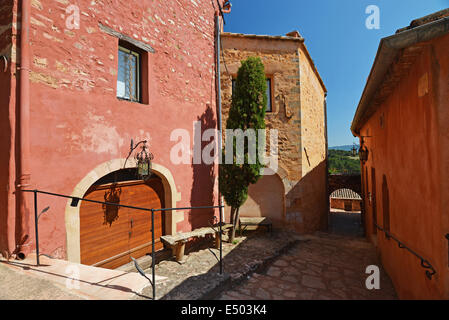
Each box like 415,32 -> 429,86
239,217 -> 273,236
160,223 -> 233,262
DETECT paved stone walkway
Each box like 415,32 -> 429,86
329,210 -> 364,237
0,262 -> 85,300
136,231 -> 300,300
217,232 -> 397,300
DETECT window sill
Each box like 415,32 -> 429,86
116,97 -> 149,106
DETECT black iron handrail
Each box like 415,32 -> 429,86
20,189 -> 224,300
374,223 -> 437,280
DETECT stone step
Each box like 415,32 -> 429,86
0,253 -> 168,300
116,249 -> 173,273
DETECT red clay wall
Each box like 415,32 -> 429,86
0,0 -> 16,258
360,33 -> 449,299
330,198 -> 361,211
1,0 -> 223,259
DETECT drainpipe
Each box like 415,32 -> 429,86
214,0 -> 230,274
16,0 -> 32,258
214,9 -> 224,275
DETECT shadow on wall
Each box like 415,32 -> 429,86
0,0 -> 14,259
236,173 -> 285,227
189,105 -> 217,230
224,160 -> 328,234
285,160 -> 328,233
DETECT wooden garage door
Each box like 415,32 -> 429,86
80,178 -> 165,269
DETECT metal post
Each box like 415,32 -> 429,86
219,206 -> 223,275
33,190 -> 39,266
151,208 -> 156,299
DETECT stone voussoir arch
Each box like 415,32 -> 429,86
65,158 -> 182,263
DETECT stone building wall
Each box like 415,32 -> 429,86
220,34 -> 302,181
286,43 -> 328,232
220,32 -> 327,233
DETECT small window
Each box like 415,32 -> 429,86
266,78 -> 272,112
231,77 -> 273,112
117,45 -> 140,102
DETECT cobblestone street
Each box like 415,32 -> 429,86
136,231 -> 301,300
218,232 -> 397,300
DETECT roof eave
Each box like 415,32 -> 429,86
351,16 -> 449,136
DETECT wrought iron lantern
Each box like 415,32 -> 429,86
134,141 -> 154,180
124,139 -> 154,180
359,146 -> 369,163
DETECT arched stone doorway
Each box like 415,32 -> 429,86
328,187 -> 363,237
79,169 -> 165,269
330,188 -> 362,212
226,172 -> 286,228
65,159 -> 181,264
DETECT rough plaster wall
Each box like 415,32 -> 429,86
220,37 -> 302,182
28,0 -> 217,102
4,0 -> 221,259
360,36 -> 449,299
287,45 -> 327,233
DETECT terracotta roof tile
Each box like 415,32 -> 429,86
330,188 -> 362,200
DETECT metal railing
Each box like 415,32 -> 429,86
374,223 -> 436,280
20,189 -> 224,300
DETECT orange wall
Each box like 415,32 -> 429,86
360,34 -> 449,299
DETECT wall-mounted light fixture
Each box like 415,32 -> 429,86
359,146 -> 369,163
124,139 -> 154,180
135,141 -> 154,180
358,136 -> 371,164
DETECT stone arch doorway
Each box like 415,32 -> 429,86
329,188 -> 362,212
230,172 -> 286,228
65,159 -> 181,264
79,169 -> 165,269
328,187 -> 363,237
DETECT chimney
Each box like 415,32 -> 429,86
286,30 -> 302,38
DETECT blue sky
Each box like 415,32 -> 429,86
223,0 -> 449,147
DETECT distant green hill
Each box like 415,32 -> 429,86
328,149 -> 360,175
329,144 -> 359,152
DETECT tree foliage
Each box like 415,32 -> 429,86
328,149 -> 361,175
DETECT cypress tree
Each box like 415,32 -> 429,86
219,56 -> 267,242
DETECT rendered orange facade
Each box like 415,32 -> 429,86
352,11 -> 449,299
